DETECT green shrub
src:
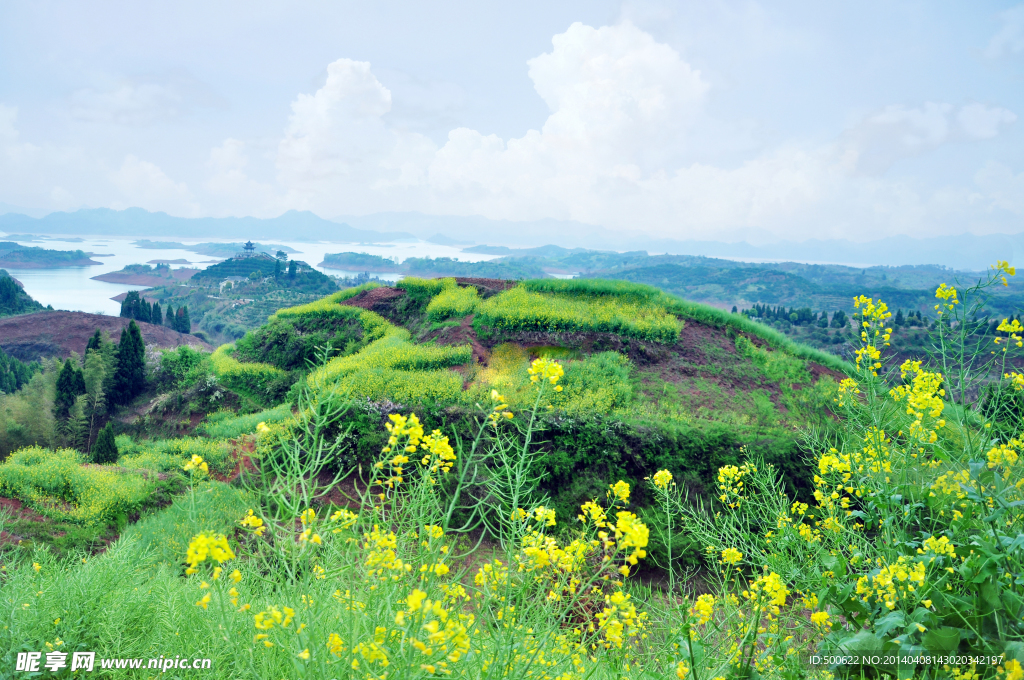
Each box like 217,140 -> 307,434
426,282 -> 480,321
200,404 -> 293,439
210,345 -> 293,405
476,285 -> 682,343
551,351 -> 634,413
158,345 -> 211,388
234,316 -> 366,370
91,422 -> 119,464
0,446 -> 153,524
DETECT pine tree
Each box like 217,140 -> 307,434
274,258 -> 281,278
86,330 -> 103,354
110,321 -> 145,407
288,260 -> 297,278
152,303 -> 162,325
54,358 -> 87,419
92,421 -> 119,464
166,306 -> 177,327
178,306 -> 191,334
138,298 -> 151,323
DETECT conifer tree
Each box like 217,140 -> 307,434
86,330 -> 103,354
180,306 -> 190,334
288,260 -> 297,278
138,298 -> 151,323
110,321 -> 145,407
274,258 -> 281,278
92,421 -> 118,464
54,358 -> 87,419
152,302 -> 162,325
166,306 -> 177,327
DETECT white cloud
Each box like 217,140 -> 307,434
986,4 -> 1024,58
958,103 -> 1017,140
275,58 -> 435,211
110,154 -> 198,215
70,71 -> 223,125
842,102 -> 1015,175
265,22 -> 1024,242
204,138 -> 279,216
976,161 -> 1024,215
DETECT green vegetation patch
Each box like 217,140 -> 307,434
199,404 -> 293,439
0,446 -> 153,525
121,481 -> 251,568
117,436 -> 233,475
426,281 -> 480,321
210,345 -> 292,406
476,284 -> 682,343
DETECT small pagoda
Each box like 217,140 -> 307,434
235,240 -> 257,259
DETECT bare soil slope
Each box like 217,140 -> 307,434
0,311 -> 212,361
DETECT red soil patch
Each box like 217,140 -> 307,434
343,286 -> 406,312
426,314 -> 489,367
0,310 -> 212,361
217,436 -> 259,484
452,278 -> 516,296
0,496 -> 51,547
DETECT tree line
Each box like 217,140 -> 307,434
120,291 -> 190,334
0,321 -> 146,463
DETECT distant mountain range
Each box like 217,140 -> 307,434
0,207 -> 1022,271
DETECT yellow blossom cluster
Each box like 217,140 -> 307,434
834,378 -> 860,407
650,469 -> 673,489
741,571 -> 789,616
1005,371 -> 1024,391
717,463 -> 756,509
487,389 -> 515,426
182,454 -> 208,476
594,591 -> 648,649
995,318 -> 1024,350
185,532 -> 235,575
238,508 -> 266,536
987,440 -> 1021,475
917,535 -> 956,562
689,594 -> 715,626
993,259 -> 1017,286
362,525 -> 412,581
934,283 -> 959,315
855,556 -> 926,611
528,356 -> 565,391
889,360 -> 945,444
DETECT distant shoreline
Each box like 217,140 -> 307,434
0,257 -> 102,268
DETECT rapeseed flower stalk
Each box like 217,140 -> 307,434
182,454 -> 208,475
238,508 -> 266,536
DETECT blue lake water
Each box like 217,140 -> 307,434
0,236 -> 495,316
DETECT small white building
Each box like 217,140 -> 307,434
219,276 -> 247,292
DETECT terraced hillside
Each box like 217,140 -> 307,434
214,277 -> 848,516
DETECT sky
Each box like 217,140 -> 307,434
0,0 -> 1022,244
